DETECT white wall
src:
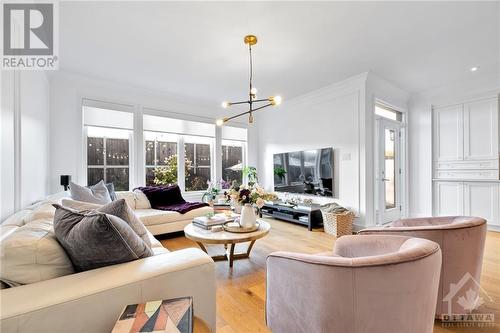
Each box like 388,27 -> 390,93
48,71 -> 252,194
256,73 -> 367,226
255,72 -> 409,228
408,72 -> 500,217
1,71 -> 50,220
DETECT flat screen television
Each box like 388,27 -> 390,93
273,148 -> 334,197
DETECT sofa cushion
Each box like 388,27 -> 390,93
69,181 -> 111,204
134,189 -> 151,209
134,206 -> 213,226
0,217 -> 75,286
53,205 -> 153,272
116,191 -> 136,209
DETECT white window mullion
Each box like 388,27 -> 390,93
177,136 -> 186,192
215,127 -> 222,182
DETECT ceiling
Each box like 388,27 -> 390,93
59,1 -> 499,103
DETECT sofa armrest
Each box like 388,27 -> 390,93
1,248 -> 216,333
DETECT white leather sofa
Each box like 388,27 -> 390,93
0,193 -> 216,333
115,190 -> 214,235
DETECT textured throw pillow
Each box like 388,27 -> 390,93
104,183 -> 117,201
60,199 -> 150,247
53,204 -> 153,272
96,199 -> 152,247
70,180 -> 111,204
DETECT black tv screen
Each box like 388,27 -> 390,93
273,148 -> 334,197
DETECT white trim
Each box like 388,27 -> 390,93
13,70 -> 21,211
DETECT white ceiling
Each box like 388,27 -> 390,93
59,1 -> 499,103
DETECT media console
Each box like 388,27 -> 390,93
260,203 -> 323,231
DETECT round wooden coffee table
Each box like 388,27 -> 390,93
184,220 -> 271,268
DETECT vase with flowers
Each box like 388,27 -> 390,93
226,184 -> 277,228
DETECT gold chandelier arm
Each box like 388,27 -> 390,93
223,103 -> 273,123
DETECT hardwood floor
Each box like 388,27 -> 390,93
159,218 -> 500,333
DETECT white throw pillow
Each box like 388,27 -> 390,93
0,218 -> 75,286
61,199 -> 102,211
70,180 -> 111,204
134,189 -> 151,209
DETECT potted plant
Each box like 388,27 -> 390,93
274,167 -> 287,181
242,166 -> 258,187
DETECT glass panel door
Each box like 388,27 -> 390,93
377,119 -> 402,224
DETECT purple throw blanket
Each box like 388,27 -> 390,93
134,185 -> 208,214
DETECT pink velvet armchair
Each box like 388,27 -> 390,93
266,235 -> 442,333
359,216 -> 487,317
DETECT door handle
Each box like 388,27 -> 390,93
382,178 -> 390,182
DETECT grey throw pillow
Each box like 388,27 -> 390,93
70,180 -> 111,204
103,183 -> 117,201
96,199 -> 152,247
53,204 -> 153,272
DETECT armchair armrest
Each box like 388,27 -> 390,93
1,248 -> 216,333
266,252 -> 355,333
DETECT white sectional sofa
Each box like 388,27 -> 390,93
0,192 -> 216,333
116,190 -> 214,235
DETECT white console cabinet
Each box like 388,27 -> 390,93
434,181 -> 500,227
432,95 -> 499,230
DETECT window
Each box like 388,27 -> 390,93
375,104 -> 403,121
86,127 -> 131,191
144,132 -> 178,185
222,140 -> 244,185
185,136 -> 212,191
221,126 -> 247,186
143,113 -> 215,192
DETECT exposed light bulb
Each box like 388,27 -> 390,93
250,87 -> 258,95
216,119 -> 224,126
270,95 -> 282,106
470,66 -> 479,72
221,101 -> 230,108
249,113 -> 254,124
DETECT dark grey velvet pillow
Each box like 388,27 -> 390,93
53,204 -> 153,272
96,199 -> 152,247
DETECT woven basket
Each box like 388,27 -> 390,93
322,211 -> 355,237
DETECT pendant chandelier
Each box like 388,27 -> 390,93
216,35 -> 282,126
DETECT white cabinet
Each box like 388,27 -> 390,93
464,182 -> 500,227
433,97 -> 499,180
433,181 -> 464,216
464,98 -> 499,161
433,104 -> 463,162
434,181 -> 500,227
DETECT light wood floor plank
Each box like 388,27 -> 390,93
159,218 -> 499,332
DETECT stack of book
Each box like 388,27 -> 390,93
193,215 -> 227,230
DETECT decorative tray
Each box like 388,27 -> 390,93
223,221 -> 260,233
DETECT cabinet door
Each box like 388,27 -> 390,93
464,98 -> 498,160
433,105 -> 463,162
433,182 -> 464,216
464,182 -> 500,226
